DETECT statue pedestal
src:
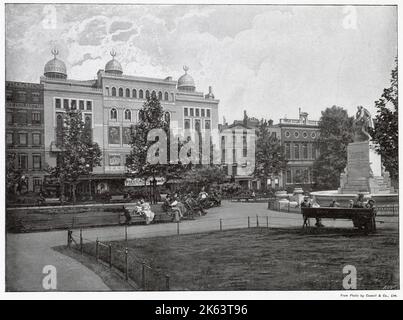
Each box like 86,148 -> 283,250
339,141 -> 394,194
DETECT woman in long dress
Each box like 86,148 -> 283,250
140,199 -> 155,224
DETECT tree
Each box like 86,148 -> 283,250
182,165 -> 227,190
6,153 -> 25,197
126,94 -> 186,202
48,109 -> 102,203
370,59 -> 398,181
254,120 -> 287,190
312,106 -> 354,190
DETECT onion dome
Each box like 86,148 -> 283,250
44,49 -> 67,79
177,66 -> 195,91
105,49 -> 123,75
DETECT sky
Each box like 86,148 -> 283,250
5,4 -> 397,123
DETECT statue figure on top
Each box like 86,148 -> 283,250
353,106 -> 374,142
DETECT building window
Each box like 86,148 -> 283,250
303,131 -> 308,138
124,109 -> 131,121
79,100 -> 85,110
302,143 -> 308,159
311,132 -> 316,138
62,99 -> 68,109
184,119 -> 191,129
108,127 -> 121,145
112,87 -> 117,96
158,91 -> 163,100
294,144 -> 300,159
201,109 -> 205,117
165,112 -> 170,124
17,111 -> 27,125
243,133 -> 247,157
190,108 -> 194,117
119,88 -> 123,97
7,112 -> 13,125
151,90 -> 156,98
55,98 -> 61,109
32,133 -> 41,146
184,108 -> 188,117
32,112 -> 41,125
105,87 -> 110,96
139,89 -> 144,99
145,90 -> 150,99
285,143 -> 291,159
205,120 -> 211,130
110,108 -> 117,120
32,154 -> 41,170
126,88 -> 130,98
16,91 -> 26,102
6,90 -> 13,101
295,169 -> 302,184
206,109 -> 211,118
86,101 -> 92,111
6,133 -> 13,145
133,89 -> 137,98
31,92 -> 40,103
71,99 -> 77,110
164,92 -> 169,101
196,108 -> 200,117
33,178 -> 42,193
195,119 -> 201,132
18,154 -> 28,170
56,114 -> 64,146
285,131 -> 290,138
286,170 -> 292,184
19,133 -> 28,145
294,131 -> 299,138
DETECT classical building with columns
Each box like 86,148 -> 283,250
39,49 -> 219,195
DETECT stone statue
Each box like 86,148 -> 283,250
353,106 -> 374,142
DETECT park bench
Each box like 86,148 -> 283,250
37,197 -> 61,206
110,195 -> 126,203
121,204 -> 146,224
231,195 -> 256,202
301,207 -> 376,233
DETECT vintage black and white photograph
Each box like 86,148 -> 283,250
3,2 -> 399,294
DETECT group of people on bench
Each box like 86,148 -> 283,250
300,193 -> 376,228
124,199 -> 155,224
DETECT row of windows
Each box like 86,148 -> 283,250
55,98 -> 93,111
284,130 -> 317,139
286,168 -> 312,184
109,108 -> 171,123
6,90 -> 42,103
10,153 -> 42,170
184,107 -> 211,118
184,118 -> 211,130
285,143 -> 318,160
7,110 -> 42,125
7,132 -> 42,146
106,87 -> 173,102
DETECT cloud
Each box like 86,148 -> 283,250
5,4 -> 397,123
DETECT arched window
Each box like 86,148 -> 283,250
164,112 -> 170,124
164,92 -> 169,101
158,91 -> 163,100
110,108 -> 117,120
139,89 -> 144,99
119,88 -> 123,97
151,90 -> 156,98
124,109 -> 131,121
132,89 -> 137,99
112,87 -> 117,96
126,88 -> 130,98
138,110 -> 144,121
145,90 -> 150,99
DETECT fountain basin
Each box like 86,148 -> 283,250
310,190 -> 398,207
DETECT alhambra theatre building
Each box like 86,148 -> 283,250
40,49 -> 219,195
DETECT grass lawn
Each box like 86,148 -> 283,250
105,227 -> 399,290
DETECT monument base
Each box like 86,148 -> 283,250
339,141 -> 394,194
